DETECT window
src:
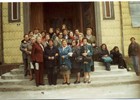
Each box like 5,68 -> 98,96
8,2 -> 20,22
103,2 -> 114,19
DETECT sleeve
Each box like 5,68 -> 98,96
31,43 -> 36,62
64,46 -> 72,59
87,45 -> 93,56
20,43 -> 25,52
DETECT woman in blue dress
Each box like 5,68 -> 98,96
58,39 -> 72,85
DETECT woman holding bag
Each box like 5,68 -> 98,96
58,39 -> 72,85
81,38 -> 94,83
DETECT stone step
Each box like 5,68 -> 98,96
1,69 -> 135,80
0,72 -> 138,86
12,65 -> 122,75
0,76 -> 139,91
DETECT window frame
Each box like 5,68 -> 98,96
8,2 -> 20,23
102,1 -> 115,20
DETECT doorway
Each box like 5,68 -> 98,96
30,2 -> 96,35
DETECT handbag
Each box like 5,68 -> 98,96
83,56 -> 92,62
60,64 -> 69,72
75,56 -> 83,63
102,56 -> 112,63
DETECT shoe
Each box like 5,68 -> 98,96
40,83 -> 45,86
88,81 -> 91,84
84,81 -> 87,83
67,83 -> 70,85
62,82 -> 67,84
136,72 -> 140,76
74,80 -> 80,84
74,80 -> 77,84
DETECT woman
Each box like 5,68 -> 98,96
42,33 -> 50,48
77,34 -> 84,46
80,38 -> 94,83
27,36 -> 36,80
110,46 -> 128,70
31,36 -> 44,87
54,32 -> 63,47
68,31 -> 75,45
86,28 -> 96,46
58,40 -> 72,85
128,37 -> 140,76
44,39 -> 59,85
100,44 -> 112,71
71,40 -> 81,84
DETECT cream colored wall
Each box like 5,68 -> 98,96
121,2 -> 140,56
100,2 -> 122,53
2,3 -> 24,63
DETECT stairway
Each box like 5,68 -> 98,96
0,62 -> 140,91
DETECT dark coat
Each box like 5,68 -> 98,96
100,49 -> 110,57
80,44 -> 94,72
44,46 -> 59,68
128,42 -> 140,57
71,46 -> 81,69
31,42 -> 44,63
20,40 -> 29,60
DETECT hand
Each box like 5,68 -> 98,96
48,56 -> 51,59
24,48 -> 27,52
62,56 -> 65,59
51,56 -> 54,60
55,53 -> 58,56
82,53 -> 87,56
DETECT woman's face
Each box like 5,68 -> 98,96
41,32 -> 46,37
49,28 -> 53,33
115,47 -> 119,52
79,35 -> 83,41
102,45 -> 106,50
58,34 -> 63,39
37,37 -> 42,44
46,35 -> 50,40
49,40 -> 54,47
24,35 -> 29,41
31,38 -> 36,43
72,40 -> 76,46
83,39 -> 87,45
86,30 -> 92,35
69,32 -> 73,37
62,40 -> 67,47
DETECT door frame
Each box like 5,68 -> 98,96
0,3 -> 4,64
94,2 -> 102,46
23,2 -> 102,46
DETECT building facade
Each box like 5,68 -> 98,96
0,2 -> 140,64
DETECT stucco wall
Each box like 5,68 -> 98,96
100,1 -> 122,53
2,3 -> 24,63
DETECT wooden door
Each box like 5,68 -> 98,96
82,3 -> 96,35
30,3 -> 44,31
0,3 -> 3,64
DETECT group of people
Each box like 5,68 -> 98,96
20,24 -> 140,87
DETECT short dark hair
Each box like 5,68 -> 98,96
130,37 -> 135,41
48,39 -> 54,43
82,37 -> 88,42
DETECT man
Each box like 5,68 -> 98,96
20,34 -> 29,76
128,37 -> 140,76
